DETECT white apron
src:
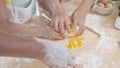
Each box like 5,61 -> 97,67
7,0 -> 40,24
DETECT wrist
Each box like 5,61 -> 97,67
76,7 -> 87,17
48,2 -> 65,16
79,0 -> 94,11
15,39 -> 45,59
23,26 -> 43,37
0,22 -> 30,34
0,32 -> 44,59
51,6 -> 64,15
29,41 -> 45,59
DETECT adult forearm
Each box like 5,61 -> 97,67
0,32 -> 44,59
78,0 -> 94,14
81,0 -> 94,7
39,0 -> 62,15
0,21 -> 28,33
0,21 -> 32,35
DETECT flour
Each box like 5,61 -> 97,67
40,42 -> 75,68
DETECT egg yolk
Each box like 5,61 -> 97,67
67,37 -> 84,50
67,29 -> 84,50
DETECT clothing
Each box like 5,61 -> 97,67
11,0 -> 31,8
6,0 -> 40,24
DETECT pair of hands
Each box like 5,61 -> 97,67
24,7 -> 86,40
24,6 -> 86,40
51,7 -> 86,38
27,8 -> 86,39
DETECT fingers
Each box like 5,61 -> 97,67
50,22 -> 54,27
76,25 -> 82,36
71,15 -> 85,37
71,18 -> 85,37
52,16 -> 72,38
72,19 -> 77,29
76,24 -> 85,36
65,18 -> 72,34
51,31 -> 63,40
53,18 -> 59,32
59,19 -> 66,37
52,16 -> 86,38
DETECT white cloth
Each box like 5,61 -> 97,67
11,0 -> 31,8
7,0 -> 40,24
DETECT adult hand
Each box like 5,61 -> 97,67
71,8 -> 86,36
50,6 -> 72,37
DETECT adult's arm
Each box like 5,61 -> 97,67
78,0 -> 94,14
0,31 -> 44,59
0,31 -> 75,68
71,0 -> 94,36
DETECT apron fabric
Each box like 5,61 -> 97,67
6,0 -> 40,24
11,0 -> 31,8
